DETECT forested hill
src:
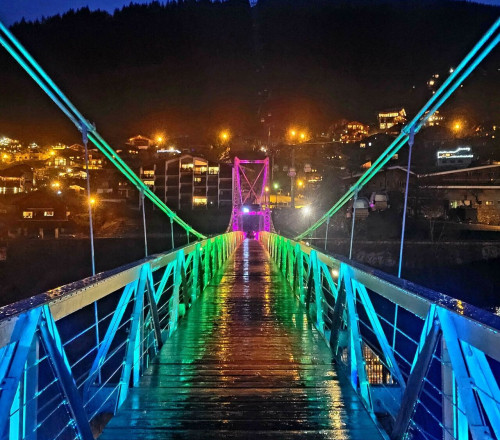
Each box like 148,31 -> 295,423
0,0 -> 498,144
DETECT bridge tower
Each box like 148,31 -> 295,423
229,157 -> 273,233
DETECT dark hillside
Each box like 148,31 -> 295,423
0,0 -> 498,143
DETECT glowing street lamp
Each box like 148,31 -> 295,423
89,197 -> 96,206
272,182 -> 279,207
297,179 -> 304,188
219,130 -> 230,142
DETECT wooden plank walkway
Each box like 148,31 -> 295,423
100,239 -> 383,439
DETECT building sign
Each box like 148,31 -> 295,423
436,146 -> 473,159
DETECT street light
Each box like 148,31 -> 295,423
272,182 -> 279,207
287,127 -> 309,209
219,130 -> 230,142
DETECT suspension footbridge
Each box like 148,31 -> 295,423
0,16 -> 499,440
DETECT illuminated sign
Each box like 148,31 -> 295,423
437,147 -> 473,159
157,148 -> 181,154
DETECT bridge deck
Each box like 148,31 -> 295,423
101,239 -> 383,439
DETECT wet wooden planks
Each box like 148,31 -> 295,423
100,239 -> 383,440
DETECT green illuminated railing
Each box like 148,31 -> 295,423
262,232 -> 500,440
0,232 -> 243,439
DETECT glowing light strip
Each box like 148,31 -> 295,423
0,20 -> 206,240
437,147 -> 472,158
295,18 -> 500,240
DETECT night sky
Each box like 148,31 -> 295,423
0,0 -> 154,25
0,0 -> 499,25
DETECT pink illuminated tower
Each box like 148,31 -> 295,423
229,157 -> 273,233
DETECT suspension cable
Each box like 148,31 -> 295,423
0,20 -> 206,240
295,18 -> 500,241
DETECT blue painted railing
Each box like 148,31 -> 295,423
0,232 -> 243,440
261,232 -> 500,440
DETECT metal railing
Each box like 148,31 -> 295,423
0,232 -> 243,440
261,232 -> 500,440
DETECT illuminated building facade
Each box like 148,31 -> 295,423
424,110 -> 445,127
145,155 -> 233,209
127,135 -> 152,150
340,121 -> 369,143
378,108 -> 407,130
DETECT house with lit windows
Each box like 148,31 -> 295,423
14,191 -> 69,238
378,108 -> 407,130
0,164 -> 34,195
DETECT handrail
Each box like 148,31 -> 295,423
0,232 -> 243,439
262,232 -> 500,440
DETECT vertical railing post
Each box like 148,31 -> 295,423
13,338 -> 38,440
170,216 -> 175,249
169,251 -> 184,335
141,189 -> 148,257
203,240 -> 211,288
349,190 -> 358,260
296,245 -> 305,302
26,338 -> 38,440
118,277 -> 145,408
191,243 -> 201,303
324,216 -> 330,251
441,338 -> 455,440
343,267 -> 371,410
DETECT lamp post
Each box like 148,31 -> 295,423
273,182 -> 279,208
287,129 -> 308,209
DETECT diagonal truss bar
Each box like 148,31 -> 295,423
0,21 -> 206,240
295,18 -> 500,240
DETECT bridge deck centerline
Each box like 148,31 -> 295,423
100,239 -> 383,439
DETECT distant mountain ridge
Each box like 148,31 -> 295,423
0,0 -> 498,143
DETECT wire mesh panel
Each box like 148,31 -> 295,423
261,232 -> 500,440
0,232 -> 243,440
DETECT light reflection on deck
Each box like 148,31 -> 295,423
101,239 -> 383,439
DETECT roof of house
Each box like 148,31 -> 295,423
0,164 -> 33,178
419,163 -> 500,177
14,190 -> 67,209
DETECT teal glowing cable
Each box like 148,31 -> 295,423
295,19 -> 499,240
0,20 -> 206,239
